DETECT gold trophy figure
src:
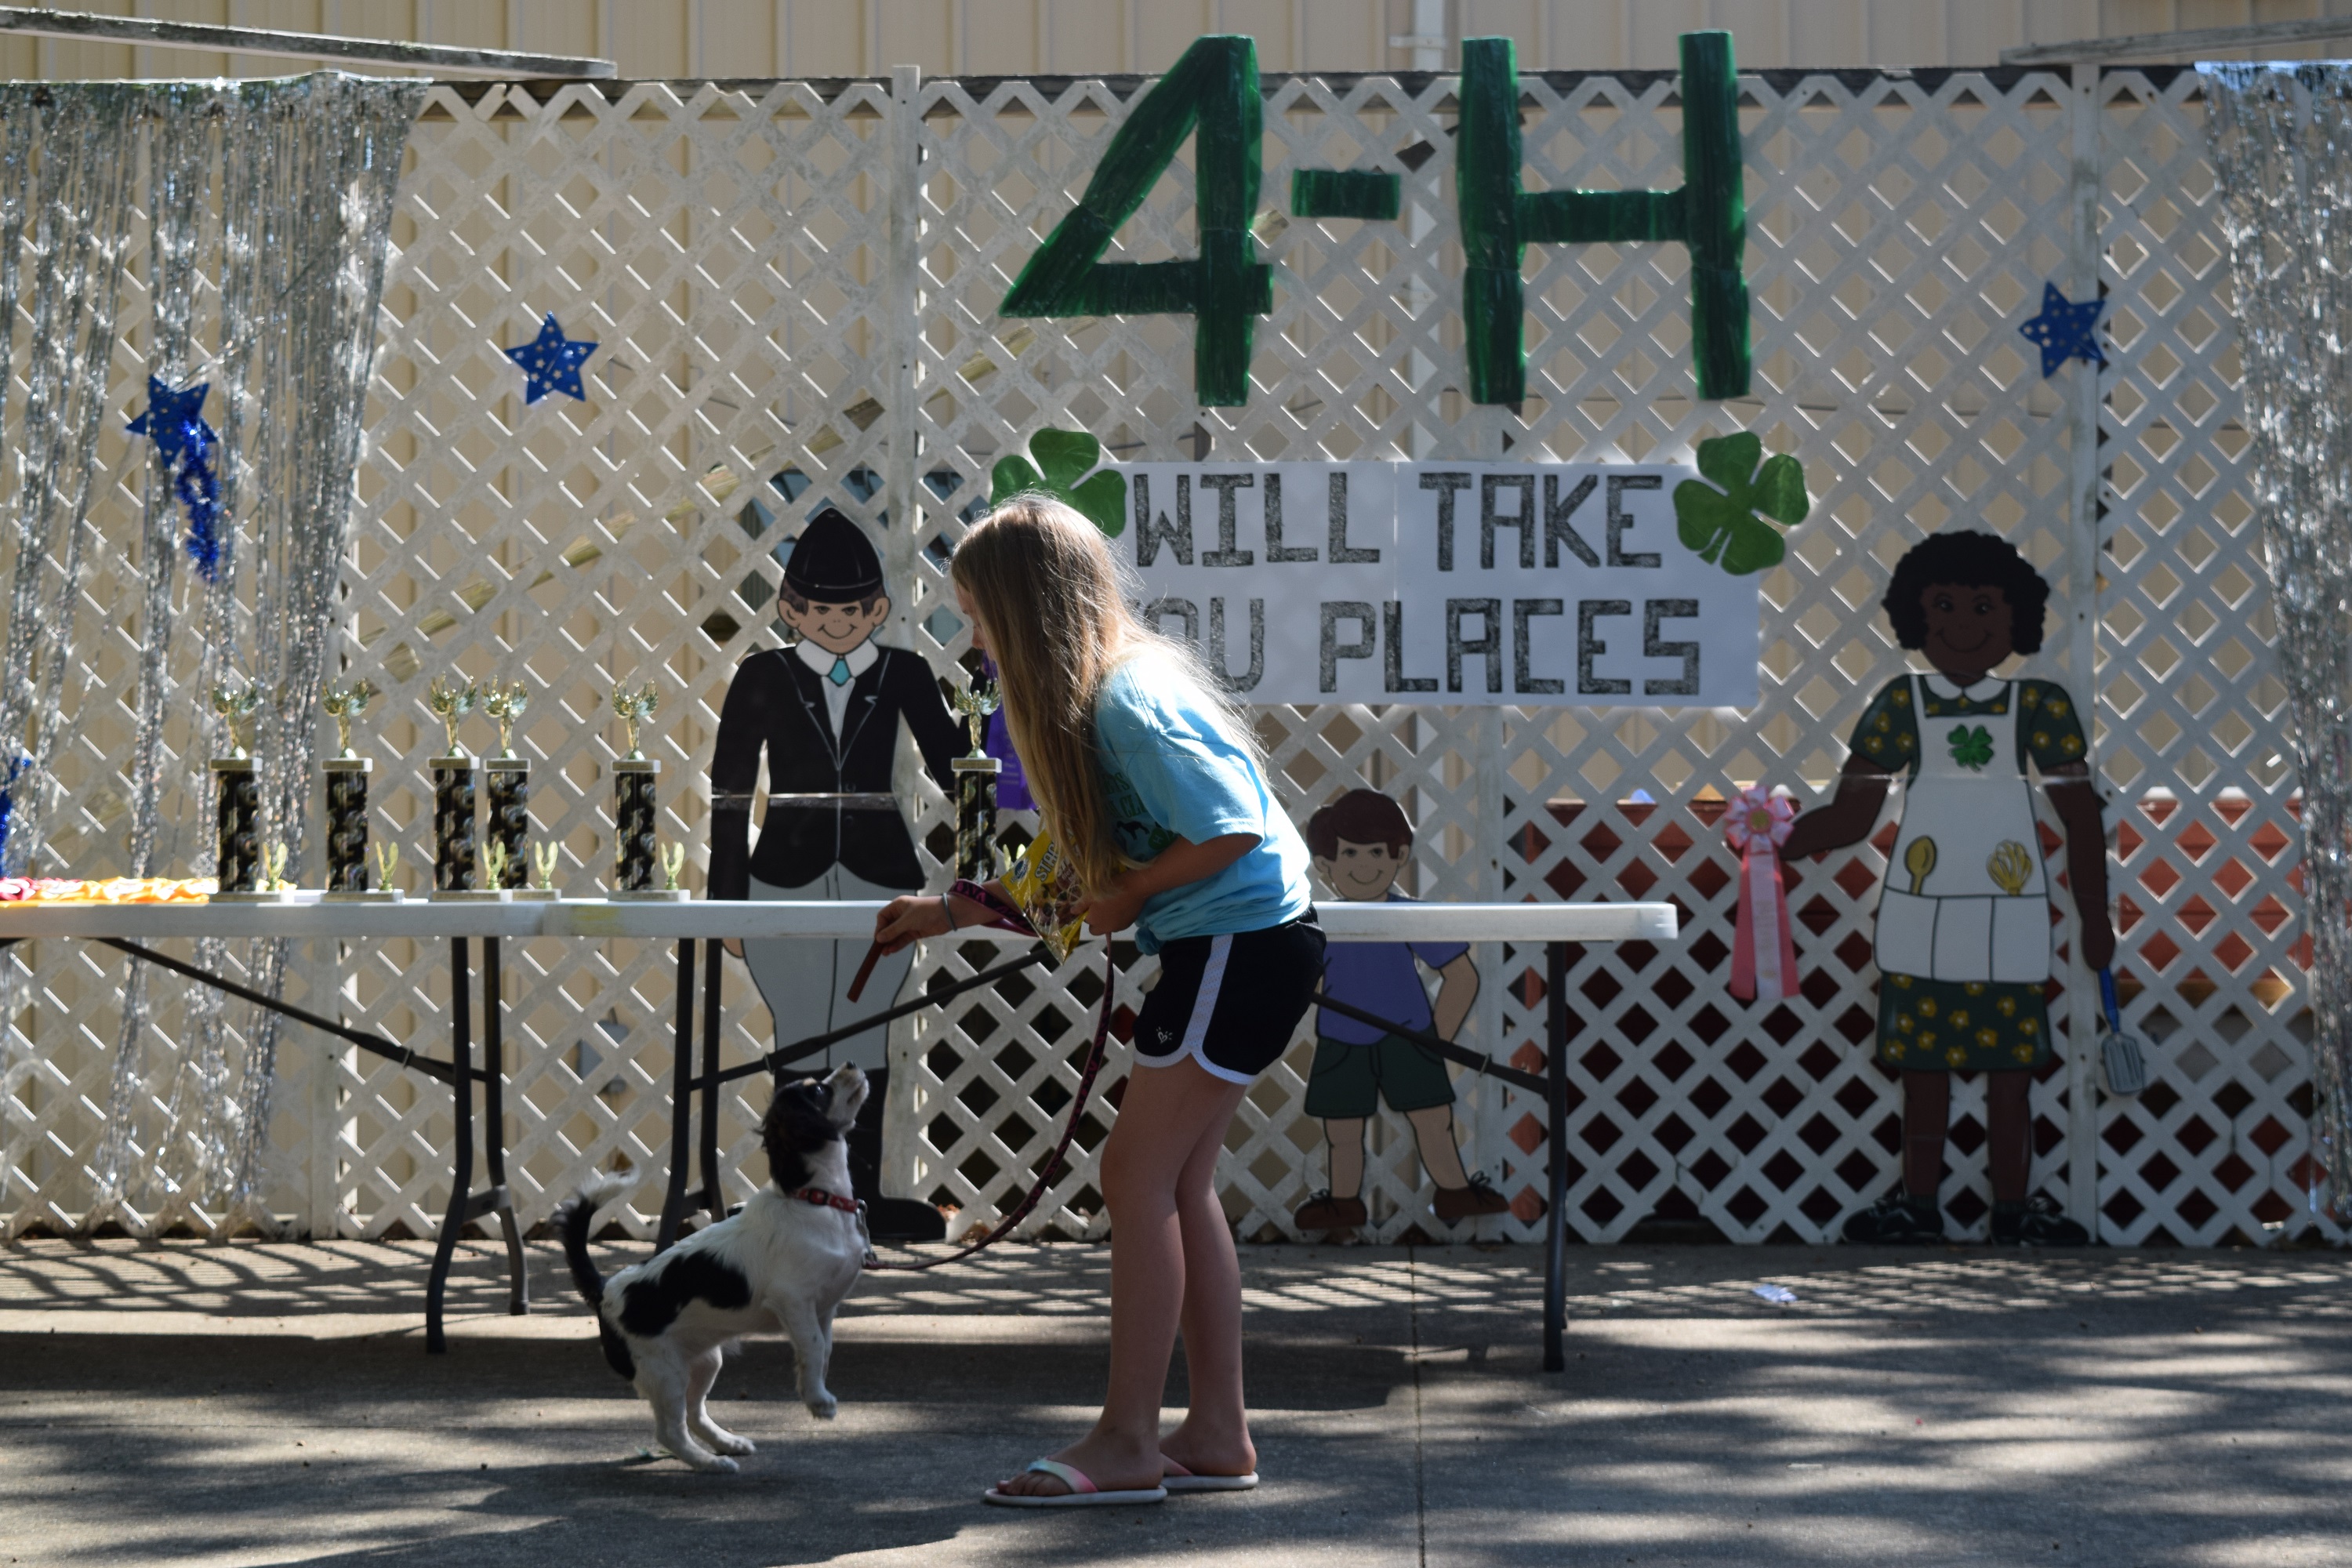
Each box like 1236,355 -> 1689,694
949,673 -> 1000,757
482,681 -> 528,760
211,681 -> 261,760
612,681 -> 659,761
322,681 -> 372,760
426,677 -> 478,760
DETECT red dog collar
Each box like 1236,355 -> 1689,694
794,1187 -> 858,1214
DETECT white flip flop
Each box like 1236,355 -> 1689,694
983,1457 -> 1167,1508
1160,1456 -> 1259,1493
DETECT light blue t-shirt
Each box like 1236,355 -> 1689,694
1094,655 -> 1312,954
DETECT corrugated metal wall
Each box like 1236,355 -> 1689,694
9,0 -> 2352,81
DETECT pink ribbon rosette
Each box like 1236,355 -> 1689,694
1725,784 -> 1799,1004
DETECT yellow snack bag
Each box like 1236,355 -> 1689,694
1001,826 -> 1088,963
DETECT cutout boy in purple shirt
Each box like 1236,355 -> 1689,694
1294,789 -> 1511,1235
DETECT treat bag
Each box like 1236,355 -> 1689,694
1002,826 -> 1088,963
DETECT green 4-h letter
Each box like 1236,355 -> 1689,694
1457,31 -> 1749,404
999,35 -> 1270,408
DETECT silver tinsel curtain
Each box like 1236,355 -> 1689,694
2203,62 -> 2352,1213
0,74 -> 422,1231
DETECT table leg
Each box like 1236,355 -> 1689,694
700,937 -> 725,1220
483,935 -> 528,1316
1544,939 -> 1569,1374
655,936 -> 697,1253
427,936 -> 472,1356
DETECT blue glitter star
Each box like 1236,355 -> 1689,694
503,312 -> 597,404
2017,282 -> 2107,377
127,376 -> 223,580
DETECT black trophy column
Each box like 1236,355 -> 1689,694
485,758 -> 528,888
953,755 -> 1001,880
323,757 -> 372,892
212,758 -> 259,893
613,758 -> 658,891
432,755 -> 477,893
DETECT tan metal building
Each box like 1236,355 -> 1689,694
9,0 -> 2352,80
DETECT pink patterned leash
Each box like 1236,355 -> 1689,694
862,890 -> 1116,1272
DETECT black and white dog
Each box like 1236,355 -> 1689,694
559,1063 -> 870,1472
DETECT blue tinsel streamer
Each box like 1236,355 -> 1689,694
0,753 -> 26,869
128,376 -> 223,580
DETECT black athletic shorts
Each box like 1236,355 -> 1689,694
1131,913 -> 1326,1084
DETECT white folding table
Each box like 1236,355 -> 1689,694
0,895 -> 1676,1368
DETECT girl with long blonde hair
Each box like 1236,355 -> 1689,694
874,495 -> 1322,1506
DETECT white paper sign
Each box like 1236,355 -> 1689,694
1121,462 -> 1759,708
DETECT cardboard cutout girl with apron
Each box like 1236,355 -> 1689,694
1783,529 -> 2107,1247
1871,674 -> 2063,1069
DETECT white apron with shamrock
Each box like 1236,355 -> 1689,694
1874,675 -> 2049,985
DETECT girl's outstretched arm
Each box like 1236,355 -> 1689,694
1076,833 -> 1258,935
873,883 -> 1008,954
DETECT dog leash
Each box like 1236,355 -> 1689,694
861,949 -> 1117,1273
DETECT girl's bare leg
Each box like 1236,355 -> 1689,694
993,1055 -> 1250,1497
1161,1081 -> 1256,1477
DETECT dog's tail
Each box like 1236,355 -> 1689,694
557,1171 -> 638,1381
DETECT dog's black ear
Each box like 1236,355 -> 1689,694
760,1075 -> 844,1192
760,1077 -> 811,1189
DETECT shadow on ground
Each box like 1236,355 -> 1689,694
2,1239 -> 2347,1566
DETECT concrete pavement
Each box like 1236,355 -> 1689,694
2,1237 -> 2347,1566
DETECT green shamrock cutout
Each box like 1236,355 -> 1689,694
989,426 -> 1127,538
1671,432 -> 1810,575
1947,724 -> 1994,771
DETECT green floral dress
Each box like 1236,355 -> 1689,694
1849,676 -> 2087,1072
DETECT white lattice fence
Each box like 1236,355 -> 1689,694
1,60 -> 2326,1250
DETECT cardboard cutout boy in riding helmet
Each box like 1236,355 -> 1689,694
710,507 -> 963,1241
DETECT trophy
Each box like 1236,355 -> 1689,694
426,676 -> 480,895
321,681 -> 383,898
426,676 -> 475,758
209,681 -> 263,896
608,681 -> 677,898
481,681 -> 538,895
482,839 -> 513,895
949,672 -> 1004,881
613,680 -> 656,761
